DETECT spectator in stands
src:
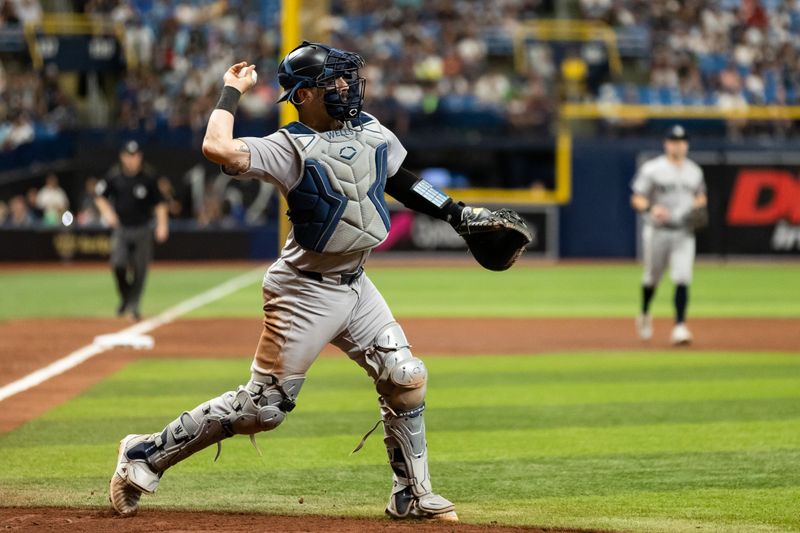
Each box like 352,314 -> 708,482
36,173 -> 70,226
0,199 -> 7,225
13,0 -> 42,25
196,182 -> 222,228
6,195 -> 33,227
77,176 -> 102,226
508,73 -> 553,132
157,176 -> 183,218
2,111 -> 34,151
24,187 -> 42,222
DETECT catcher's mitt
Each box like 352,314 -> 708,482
453,206 -> 533,271
683,205 -> 709,231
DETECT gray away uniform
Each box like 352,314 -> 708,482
113,113 -> 455,519
632,155 -> 706,285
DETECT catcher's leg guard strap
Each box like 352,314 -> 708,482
138,374 -> 304,472
367,323 -> 427,412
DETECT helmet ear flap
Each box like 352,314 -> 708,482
288,80 -> 314,105
289,87 -> 304,105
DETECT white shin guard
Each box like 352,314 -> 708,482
382,405 -> 455,518
125,374 -> 304,477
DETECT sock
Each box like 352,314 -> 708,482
675,284 -> 688,324
642,285 -> 655,314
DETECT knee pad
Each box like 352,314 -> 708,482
224,387 -> 285,435
228,374 -> 305,434
369,323 -> 427,412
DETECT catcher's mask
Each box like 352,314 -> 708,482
277,41 -> 366,122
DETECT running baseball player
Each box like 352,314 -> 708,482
631,125 -> 707,345
109,41 -> 530,521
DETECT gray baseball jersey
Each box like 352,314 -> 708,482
234,112 -> 406,273
632,154 -> 706,285
632,155 -> 706,229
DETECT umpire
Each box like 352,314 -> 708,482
95,140 -> 168,320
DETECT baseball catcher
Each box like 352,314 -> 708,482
109,41 -> 530,522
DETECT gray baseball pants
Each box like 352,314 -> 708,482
641,224 -> 695,286
252,259 -> 396,381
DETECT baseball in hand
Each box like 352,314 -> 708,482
239,68 -> 257,84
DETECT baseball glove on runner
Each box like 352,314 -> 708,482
453,205 -> 533,271
683,205 -> 709,231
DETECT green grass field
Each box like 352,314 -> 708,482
1,262 -> 799,532
1,263 -> 799,319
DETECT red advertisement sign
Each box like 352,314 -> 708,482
727,170 -> 800,225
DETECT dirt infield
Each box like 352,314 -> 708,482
1,315 -> 797,532
0,507 -> 584,533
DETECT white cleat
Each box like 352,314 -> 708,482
386,488 -> 458,521
636,313 -> 653,340
671,323 -> 693,346
109,434 -> 160,517
429,510 -> 459,522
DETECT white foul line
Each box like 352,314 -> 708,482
0,266 -> 265,403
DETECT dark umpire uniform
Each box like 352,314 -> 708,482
95,141 -> 168,320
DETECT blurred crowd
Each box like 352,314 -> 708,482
82,0 -> 281,132
329,0 -> 556,133
0,0 -> 280,152
0,168 -> 274,229
2,0 -> 800,153
584,0 -> 800,108
0,173 -> 76,228
0,0 -> 74,151
0,0 -> 41,27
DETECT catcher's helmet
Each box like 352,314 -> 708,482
277,41 -> 366,121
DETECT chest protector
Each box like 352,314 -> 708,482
282,114 -> 391,254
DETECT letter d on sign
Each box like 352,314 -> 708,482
727,170 -> 800,225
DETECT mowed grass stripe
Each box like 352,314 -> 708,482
6,354 -> 799,419
53,377 -> 800,411
0,267 -> 257,320
8,417 -> 797,469
3,263 -> 799,320
3,397 -> 800,448
190,263 -> 800,318
96,352 -> 800,383
472,488 -> 800,532
363,264 -> 800,318
1,449 -> 798,496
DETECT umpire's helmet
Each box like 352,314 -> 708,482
277,41 -> 366,121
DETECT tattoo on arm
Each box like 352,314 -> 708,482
223,140 -> 251,175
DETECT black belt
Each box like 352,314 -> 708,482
297,266 -> 364,285
649,223 -> 690,231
